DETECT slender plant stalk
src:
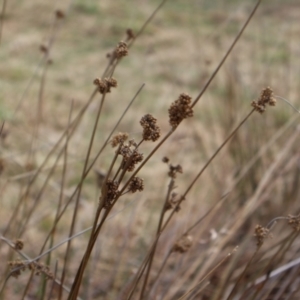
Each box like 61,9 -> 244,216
147,250 -> 172,298
249,231 -> 297,300
140,178 -> 175,299
178,251 -> 235,300
60,92 -> 107,296
191,0 -> 262,108
226,245 -> 262,300
161,109 -> 255,233
40,104 -> 73,300
120,1 -> 262,293
128,108 -> 255,298
3,88 -> 98,238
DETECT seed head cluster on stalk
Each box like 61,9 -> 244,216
168,93 -> 194,128
251,87 -> 276,113
254,225 -> 270,246
287,214 -> 300,231
100,113 -> 161,209
93,77 -> 118,94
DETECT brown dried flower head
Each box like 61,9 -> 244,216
119,144 -> 144,172
168,93 -> 194,128
104,180 -> 119,209
114,41 -> 128,58
287,214 -> 300,231
93,77 -> 118,94
39,44 -> 48,54
126,28 -> 135,41
168,164 -> 183,179
128,177 -> 144,193
251,87 -> 276,114
8,260 -> 53,279
172,234 -> 193,253
14,239 -> 24,250
111,132 -> 129,148
55,10 -> 65,19
162,157 -> 170,164
140,114 -> 161,142
254,224 -> 269,246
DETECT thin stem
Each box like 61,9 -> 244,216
61,92 -> 107,294
226,246 -> 261,300
191,0 -> 262,108
178,250 -> 236,300
140,178 -> 175,299
275,95 -> 300,114
38,84 -> 144,262
161,109 -> 255,233
147,250 -> 172,298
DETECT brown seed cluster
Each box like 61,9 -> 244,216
254,225 -> 269,246
128,177 -> 144,193
104,180 -> 119,209
172,234 -> 193,253
8,260 -> 53,279
251,87 -> 276,113
39,44 -> 48,54
111,132 -> 129,148
14,239 -> 24,250
114,41 -> 128,58
168,93 -> 194,128
55,10 -> 65,19
140,114 -> 161,142
162,156 -> 169,163
118,143 -> 143,172
168,164 -> 183,179
126,28 -> 135,41
287,214 -> 300,231
93,77 -> 118,94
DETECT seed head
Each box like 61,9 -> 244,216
168,164 -> 183,179
121,148 -> 143,172
55,10 -> 65,19
172,234 -> 193,253
93,77 -> 118,94
288,214 -> 300,231
114,41 -> 128,58
126,28 -> 135,41
104,180 -> 119,208
140,114 -> 161,142
128,177 -> 144,193
14,239 -> 24,250
252,87 -> 276,114
254,225 -> 269,246
168,93 -> 194,128
8,260 -> 53,279
162,156 -> 169,163
111,132 -> 128,148
39,44 -> 48,54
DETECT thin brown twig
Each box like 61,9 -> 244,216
191,0 -> 262,108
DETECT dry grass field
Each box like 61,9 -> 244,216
1,0 -> 300,299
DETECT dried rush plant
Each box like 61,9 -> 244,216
2,0 -> 300,299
